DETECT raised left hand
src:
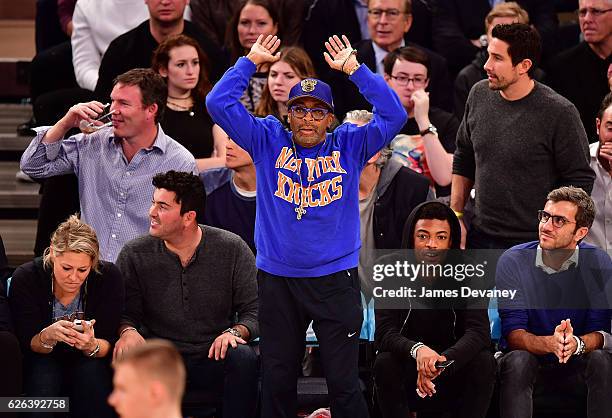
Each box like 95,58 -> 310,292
324,35 -> 358,74
208,332 -> 246,361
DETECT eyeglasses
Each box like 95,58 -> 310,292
367,8 -> 407,21
290,105 -> 330,121
577,7 -> 612,18
389,74 -> 427,87
537,210 -> 576,228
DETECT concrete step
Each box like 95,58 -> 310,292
0,133 -> 32,152
0,161 -> 40,209
0,219 -> 35,267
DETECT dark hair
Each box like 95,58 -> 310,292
255,46 -> 317,118
546,186 -> 595,230
417,202 -> 454,223
401,202 -> 461,249
383,46 -> 431,78
491,23 -> 541,78
227,0 -> 280,62
113,68 -> 167,124
152,171 -> 205,216
597,92 -> 612,120
152,34 -> 212,103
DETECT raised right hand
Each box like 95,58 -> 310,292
246,34 -> 281,66
112,328 -> 145,363
60,101 -> 107,130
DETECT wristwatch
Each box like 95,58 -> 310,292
419,123 -> 438,137
572,335 -> 585,356
223,327 -> 242,338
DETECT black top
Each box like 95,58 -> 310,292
8,258 -> 124,356
432,0 -> 559,75
375,201 -> 491,371
547,42 -> 612,143
0,280 -> 11,332
396,107 -> 459,197
161,101 -> 215,158
95,20 -> 228,101
373,162 -> 431,250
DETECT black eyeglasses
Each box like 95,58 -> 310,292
367,8 -> 407,21
389,74 -> 427,87
290,105 -> 330,121
537,210 -> 576,228
577,7 -> 612,18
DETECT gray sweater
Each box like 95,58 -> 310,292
453,80 -> 595,241
116,225 -> 258,355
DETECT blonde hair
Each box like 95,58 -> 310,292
485,2 -> 530,32
115,339 -> 186,402
43,214 -> 100,273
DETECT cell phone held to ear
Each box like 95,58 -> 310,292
73,319 -> 92,332
435,359 -> 455,369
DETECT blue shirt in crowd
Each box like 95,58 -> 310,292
20,126 -> 197,262
496,240 -> 611,359
206,57 -> 406,277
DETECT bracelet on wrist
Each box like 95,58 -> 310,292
120,326 -> 137,338
87,339 -> 100,358
39,328 -> 56,350
572,335 -> 585,356
452,210 -> 464,219
410,342 -> 424,359
341,49 -> 358,74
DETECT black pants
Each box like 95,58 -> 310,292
24,352 -> 115,418
258,268 -> 368,418
498,349 -> 612,418
34,174 -> 80,257
0,332 -> 22,418
183,345 -> 259,418
374,349 -> 496,418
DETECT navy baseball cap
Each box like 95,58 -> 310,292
287,78 -> 334,111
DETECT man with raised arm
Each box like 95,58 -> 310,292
206,34 -> 406,418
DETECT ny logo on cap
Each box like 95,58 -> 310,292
301,79 -> 317,92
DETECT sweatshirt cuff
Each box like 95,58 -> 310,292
236,56 -> 257,73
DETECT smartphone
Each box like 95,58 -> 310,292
73,319 -> 91,332
435,360 -> 455,369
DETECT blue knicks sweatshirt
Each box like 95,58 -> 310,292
496,241 -> 611,358
206,57 -> 406,277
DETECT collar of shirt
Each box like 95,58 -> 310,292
373,39 -> 405,76
108,124 -> 169,154
535,244 -> 579,274
160,225 -> 206,267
